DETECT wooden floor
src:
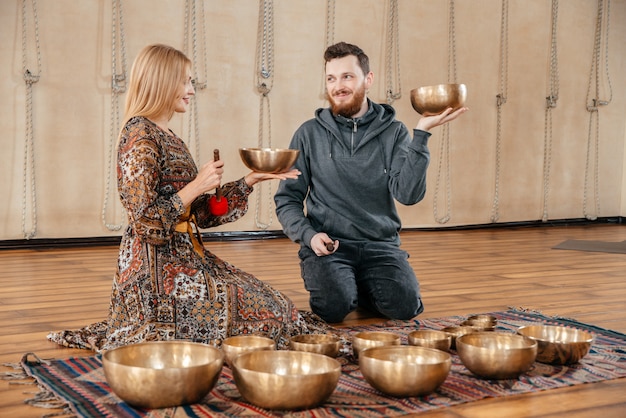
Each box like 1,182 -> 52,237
1,223 -> 626,417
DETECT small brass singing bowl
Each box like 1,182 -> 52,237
517,324 -> 594,365
102,341 -> 224,409
359,345 -> 451,397
221,335 -> 276,366
231,350 -> 341,410
410,83 -> 467,116
456,332 -> 537,380
441,325 -> 479,350
352,331 -> 401,359
461,314 -> 498,332
408,329 -> 452,352
290,334 -> 341,357
239,147 -> 300,173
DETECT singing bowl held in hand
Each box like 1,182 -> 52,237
239,148 -> 300,173
359,345 -> 451,397
102,341 -> 224,409
231,350 -> 341,410
517,324 -> 594,365
410,83 -> 467,116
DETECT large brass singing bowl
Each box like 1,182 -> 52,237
456,332 -> 537,380
290,334 -> 341,357
408,329 -> 452,352
517,325 -> 594,365
102,341 -> 224,409
359,345 -> 451,397
410,83 -> 467,116
231,350 -> 341,410
352,331 -> 401,359
221,335 -> 276,366
239,148 -> 300,173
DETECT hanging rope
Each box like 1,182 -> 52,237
319,0 -> 335,99
433,0 -> 457,224
385,0 -> 401,105
184,0 -> 208,161
254,0 -> 275,229
583,0 -> 612,221
491,0 -> 509,223
21,0 -> 41,240
102,0 -> 127,232
541,0 -> 560,223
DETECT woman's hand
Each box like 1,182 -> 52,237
245,169 -> 301,187
177,159 -> 224,207
416,106 -> 469,132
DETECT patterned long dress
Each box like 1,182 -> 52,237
48,116 -> 337,352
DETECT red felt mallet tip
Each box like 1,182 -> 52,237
209,149 -> 229,216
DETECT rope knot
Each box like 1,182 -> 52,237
257,83 -> 271,96
23,69 -> 40,84
111,74 -> 126,94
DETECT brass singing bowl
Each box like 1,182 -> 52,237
456,332 -> 537,380
290,334 -> 341,357
239,148 -> 300,173
461,314 -> 498,332
517,325 -> 594,365
352,331 -> 401,359
231,350 -> 341,410
102,341 -> 224,409
359,345 -> 451,397
410,83 -> 467,116
441,325 -> 479,350
221,335 -> 276,366
408,329 -> 452,352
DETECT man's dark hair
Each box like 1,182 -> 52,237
324,42 -> 370,75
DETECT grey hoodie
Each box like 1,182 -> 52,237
275,100 -> 431,248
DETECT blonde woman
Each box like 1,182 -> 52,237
49,44 -> 335,351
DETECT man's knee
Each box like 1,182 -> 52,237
310,293 -> 355,323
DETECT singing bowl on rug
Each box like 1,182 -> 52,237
290,334 -> 341,357
456,332 -> 537,380
359,345 -> 451,397
231,350 -> 341,410
221,335 -> 276,366
102,341 -> 224,409
410,83 -> 467,116
461,314 -> 498,332
239,148 -> 300,173
517,324 -> 594,365
408,329 -> 452,352
441,325 -> 479,350
352,331 -> 401,359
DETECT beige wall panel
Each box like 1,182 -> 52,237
1,0 -> 624,240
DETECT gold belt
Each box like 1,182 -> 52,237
175,209 -> 205,257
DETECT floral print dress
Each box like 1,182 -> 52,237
48,117 -> 336,352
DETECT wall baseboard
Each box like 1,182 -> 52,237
0,217 -> 622,251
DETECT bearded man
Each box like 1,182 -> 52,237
274,42 -> 467,323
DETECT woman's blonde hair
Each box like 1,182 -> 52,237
123,44 -> 191,125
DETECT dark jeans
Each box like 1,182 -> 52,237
299,240 -> 423,323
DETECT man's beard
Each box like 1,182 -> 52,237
328,84 -> 367,118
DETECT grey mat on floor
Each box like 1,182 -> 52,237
552,239 -> 626,254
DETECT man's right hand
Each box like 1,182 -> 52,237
310,232 -> 339,256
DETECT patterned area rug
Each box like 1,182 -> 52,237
11,309 -> 626,417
